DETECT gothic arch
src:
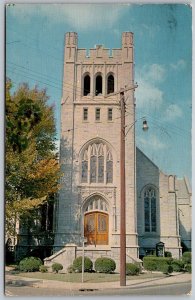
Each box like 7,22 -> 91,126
82,193 -> 110,213
83,194 -> 110,245
95,72 -> 103,95
79,138 -> 116,184
82,72 -> 91,96
141,184 -> 159,233
106,72 -> 114,94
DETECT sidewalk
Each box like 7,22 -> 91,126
5,271 -> 192,291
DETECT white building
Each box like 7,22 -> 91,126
46,32 -> 191,271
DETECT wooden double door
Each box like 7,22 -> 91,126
84,212 -> 109,245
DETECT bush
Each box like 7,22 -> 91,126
182,252 -> 191,264
73,256 -> 93,273
162,264 -> 173,275
67,265 -> 74,273
126,263 -> 140,275
143,256 -> 172,272
95,257 -> 116,273
185,264 -> 192,273
184,264 -> 191,273
19,257 -> 42,272
39,265 -> 48,273
52,263 -> 63,273
164,251 -> 172,258
171,259 -> 184,272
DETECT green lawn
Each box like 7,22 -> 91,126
11,271 -> 166,283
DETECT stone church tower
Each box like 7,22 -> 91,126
54,32 -> 139,262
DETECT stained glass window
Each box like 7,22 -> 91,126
81,160 -> 88,183
144,188 -> 157,232
81,142 -> 113,184
90,156 -> 97,183
98,156 -> 104,183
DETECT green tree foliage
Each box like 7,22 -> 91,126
6,79 -> 61,236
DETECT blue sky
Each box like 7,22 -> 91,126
6,3 -> 192,181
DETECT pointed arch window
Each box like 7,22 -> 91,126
81,150 -> 88,183
83,74 -> 90,96
144,187 -> 157,232
107,74 -> 114,94
81,142 -> 113,184
95,75 -> 102,96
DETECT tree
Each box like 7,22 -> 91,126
6,79 -> 61,239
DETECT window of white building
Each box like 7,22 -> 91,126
81,142 -> 113,184
144,187 -> 157,232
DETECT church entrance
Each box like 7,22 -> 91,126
84,212 -> 109,245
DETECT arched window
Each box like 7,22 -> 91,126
144,187 -> 157,232
106,151 -> 113,183
81,141 -> 113,184
95,75 -> 102,95
81,150 -> 88,183
83,74 -> 90,96
107,74 -> 114,94
84,195 -> 108,212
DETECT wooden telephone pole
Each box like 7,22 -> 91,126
106,85 -> 138,287
120,90 -> 126,286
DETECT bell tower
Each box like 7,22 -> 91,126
54,32 -> 139,265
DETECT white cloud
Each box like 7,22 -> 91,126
135,64 -> 166,110
170,59 -> 186,71
138,134 -> 167,150
142,64 -> 166,83
137,24 -> 160,39
9,4 -> 127,30
135,78 -> 163,109
163,104 -> 183,121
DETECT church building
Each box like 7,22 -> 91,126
45,32 -> 191,271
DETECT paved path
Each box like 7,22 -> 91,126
5,271 -> 192,292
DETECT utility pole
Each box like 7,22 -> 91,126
106,84 -> 138,287
120,90 -> 126,286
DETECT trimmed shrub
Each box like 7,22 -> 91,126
95,257 -> 116,273
162,264 -> 173,275
126,263 -> 140,276
143,256 -> 172,272
39,265 -> 48,273
67,265 -> 74,273
182,252 -> 191,264
19,257 -> 42,272
184,264 -> 191,273
164,251 -> 172,258
52,263 -> 63,273
73,256 -> 93,273
171,259 -> 184,272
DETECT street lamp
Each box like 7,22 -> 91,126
142,120 -> 149,131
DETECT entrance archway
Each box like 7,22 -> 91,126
83,195 -> 109,245
84,212 -> 109,245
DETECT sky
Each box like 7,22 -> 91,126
5,2 -> 192,182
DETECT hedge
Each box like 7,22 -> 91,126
143,256 -> 172,272
126,263 -> 140,275
171,259 -> 184,272
164,251 -> 172,258
39,265 -> 48,273
182,252 -> 191,264
52,263 -> 63,273
73,256 -> 93,273
95,257 -> 116,273
19,257 -> 42,272
162,264 -> 173,275
184,264 -> 191,273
